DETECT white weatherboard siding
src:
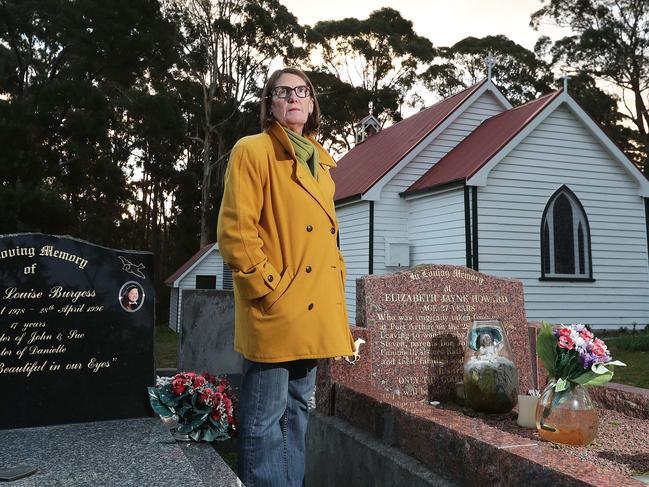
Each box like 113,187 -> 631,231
408,188 -> 467,266
337,201 -> 370,324
178,251 -> 223,290
172,250 -> 224,333
477,105 -> 649,328
168,287 -> 179,331
373,91 -> 505,276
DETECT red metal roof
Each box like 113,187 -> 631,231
405,89 -> 562,194
332,80 -> 487,201
164,243 -> 216,286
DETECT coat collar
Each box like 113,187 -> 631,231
267,121 -> 337,168
267,121 -> 337,225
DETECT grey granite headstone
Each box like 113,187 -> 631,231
179,290 -> 242,376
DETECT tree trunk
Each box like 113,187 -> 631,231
200,130 -> 212,247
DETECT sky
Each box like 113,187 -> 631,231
278,0 -> 571,52
275,0 -> 575,115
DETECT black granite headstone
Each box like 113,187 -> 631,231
0,233 -> 154,429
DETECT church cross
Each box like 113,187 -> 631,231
484,52 -> 496,81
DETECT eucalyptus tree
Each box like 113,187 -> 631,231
306,7 -> 435,153
531,0 -> 649,172
163,0 -> 304,246
421,35 -> 554,105
0,0 -> 177,246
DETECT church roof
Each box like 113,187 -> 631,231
404,89 -> 562,194
332,80 -> 488,202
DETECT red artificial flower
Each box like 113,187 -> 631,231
199,388 -> 214,405
211,409 -> 221,421
171,378 -> 186,396
193,376 -> 206,388
580,329 -> 594,341
592,338 -> 608,357
558,335 -> 574,350
558,327 -> 572,337
201,372 -> 217,384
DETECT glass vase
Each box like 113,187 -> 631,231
535,379 -> 598,445
463,320 -> 519,413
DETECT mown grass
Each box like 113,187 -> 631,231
155,325 -> 179,369
607,345 -> 649,389
590,329 -> 649,389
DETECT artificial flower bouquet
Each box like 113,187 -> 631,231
148,371 -> 236,442
537,322 -> 625,392
535,322 -> 625,441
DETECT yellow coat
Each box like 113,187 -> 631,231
216,122 -> 354,362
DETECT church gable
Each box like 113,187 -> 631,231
477,104 -> 649,326
365,87 -> 510,201
390,90 -> 508,194
333,79 -> 511,202
493,105 -> 639,190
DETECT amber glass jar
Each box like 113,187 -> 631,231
535,379 -> 598,445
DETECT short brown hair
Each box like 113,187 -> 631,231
260,68 -> 321,135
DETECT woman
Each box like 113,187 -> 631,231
217,67 -> 355,486
120,285 -> 139,311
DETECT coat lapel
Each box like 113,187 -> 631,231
268,123 -> 337,225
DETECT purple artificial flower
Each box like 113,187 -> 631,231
579,341 -> 611,369
579,348 -> 599,369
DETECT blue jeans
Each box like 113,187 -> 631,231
238,358 -> 317,487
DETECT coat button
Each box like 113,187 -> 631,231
306,225 -> 313,232
308,303 -> 314,310
330,227 -> 335,234
267,275 -> 274,282
305,266 -> 312,273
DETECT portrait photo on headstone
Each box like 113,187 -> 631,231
118,281 -> 145,313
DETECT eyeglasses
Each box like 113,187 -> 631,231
269,85 -> 311,99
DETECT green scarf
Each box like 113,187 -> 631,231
284,127 -> 319,180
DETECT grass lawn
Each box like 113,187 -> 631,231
607,345 -> 649,389
155,326 -> 179,369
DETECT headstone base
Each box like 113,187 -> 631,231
0,417 -> 241,486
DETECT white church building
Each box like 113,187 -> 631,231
332,78 -> 649,328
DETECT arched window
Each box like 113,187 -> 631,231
540,186 -> 592,280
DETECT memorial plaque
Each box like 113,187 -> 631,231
0,233 -> 154,429
356,264 -> 532,401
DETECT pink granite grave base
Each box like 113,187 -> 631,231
324,379 -> 645,487
590,382 -> 649,420
318,266 -> 648,486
